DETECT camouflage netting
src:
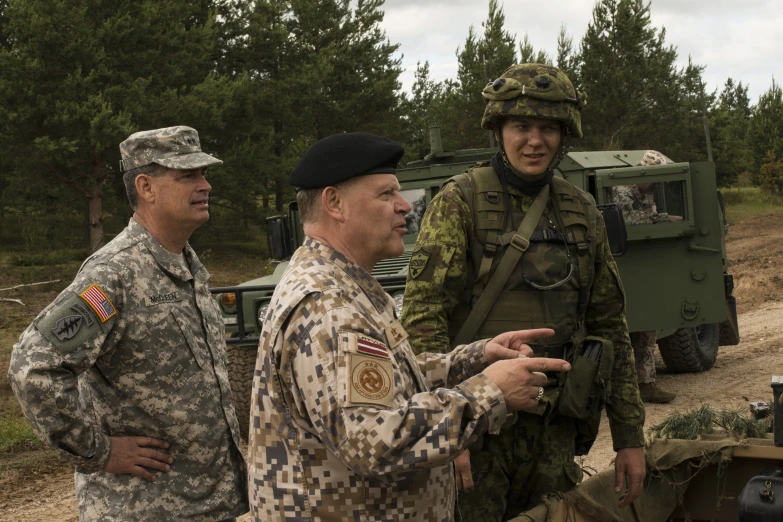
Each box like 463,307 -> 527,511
510,438 -> 745,522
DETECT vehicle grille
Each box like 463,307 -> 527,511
371,252 -> 411,277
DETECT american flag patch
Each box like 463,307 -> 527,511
356,334 -> 389,358
80,284 -> 116,323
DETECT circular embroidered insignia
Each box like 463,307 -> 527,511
352,360 -> 392,400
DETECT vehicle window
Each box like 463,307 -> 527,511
605,180 -> 687,225
402,188 -> 426,234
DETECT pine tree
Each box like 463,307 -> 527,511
442,0 -> 517,149
518,34 -> 550,65
710,78 -> 752,186
748,79 -> 783,179
401,61 -> 444,161
759,150 -> 783,194
555,25 -> 579,86
0,0 -> 226,252
577,0 -> 692,155
222,0 -> 403,211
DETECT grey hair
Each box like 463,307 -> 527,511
123,163 -> 167,209
296,187 -> 325,224
296,179 -> 362,224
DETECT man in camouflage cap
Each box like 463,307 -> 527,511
402,64 -> 646,520
247,132 -> 572,521
9,126 -> 248,520
609,150 -> 681,403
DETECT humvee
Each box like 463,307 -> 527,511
211,128 -> 740,436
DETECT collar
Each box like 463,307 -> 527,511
126,219 -> 207,283
302,236 -> 389,313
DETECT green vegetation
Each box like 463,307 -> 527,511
721,186 -> 783,224
647,404 -> 772,442
1,0 -> 781,253
0,398 -> 39,454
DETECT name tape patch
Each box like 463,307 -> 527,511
80,284 -> 116,323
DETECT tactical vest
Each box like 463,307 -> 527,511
446,166 -> 598,353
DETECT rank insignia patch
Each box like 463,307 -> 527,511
80,284 -> 116,323
408,247 -> 430,280
385,320 -> 408,348
52,315 -> 83,341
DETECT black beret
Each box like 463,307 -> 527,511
288,132 -> 404,188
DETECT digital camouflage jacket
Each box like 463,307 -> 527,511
8,219 -> 248,521
248,238 -> 508,521
402,176 -> 645,449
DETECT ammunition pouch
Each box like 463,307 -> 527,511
557,336 -> 614,456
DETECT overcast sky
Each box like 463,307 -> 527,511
379,0 -> 782,105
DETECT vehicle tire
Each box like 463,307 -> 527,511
657,323 -> 720,373
226,344 -> 256,440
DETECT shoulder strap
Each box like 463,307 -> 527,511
453,185 -> 551,346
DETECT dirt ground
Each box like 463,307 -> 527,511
2,213 -> 783,521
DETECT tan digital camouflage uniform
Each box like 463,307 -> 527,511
609,185 -> 669,225
9,219 -> 248,521
609,150 -> 674,383
248,237 -> 509,521
402,174 -> 645,520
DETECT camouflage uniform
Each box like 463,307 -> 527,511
247,237 -> 508,521
402,181 -> 645,518
402,64 -> 645,521
608,150 -> 674,383
9,219 -> 248,521
609,185 -> 668,225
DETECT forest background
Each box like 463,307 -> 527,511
0,0 -> 782,256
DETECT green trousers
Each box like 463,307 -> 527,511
457,412 -> 583,522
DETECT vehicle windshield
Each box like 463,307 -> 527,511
402,188 -> 426,234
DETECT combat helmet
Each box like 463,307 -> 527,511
481,63 -> 586,138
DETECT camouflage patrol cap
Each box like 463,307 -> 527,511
481,63 -> 586,138
119,126 -> 223,172
637,150 -> 673,166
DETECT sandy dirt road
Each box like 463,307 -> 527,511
2,213 -> 782,521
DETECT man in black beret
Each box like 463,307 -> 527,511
246,132 -> 570,521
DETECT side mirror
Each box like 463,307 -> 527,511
597,203 -> 627,257
266,215 -> 293,260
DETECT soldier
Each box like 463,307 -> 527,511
8,126 -> 248,521
609,150 -> 679,403
401,64 -> 646,520
246,132 -> 572,521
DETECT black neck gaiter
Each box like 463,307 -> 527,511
491,152 -> 554,196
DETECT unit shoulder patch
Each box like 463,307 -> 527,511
409,247 -> 430,280
347,353 -> 394,408
35,291 -> 111,354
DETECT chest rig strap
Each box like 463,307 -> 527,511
451,168 -> 599,347
453,183 -> 551,347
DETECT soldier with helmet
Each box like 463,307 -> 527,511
402,64 -> 647,520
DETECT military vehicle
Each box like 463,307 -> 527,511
211,128 -> 740,436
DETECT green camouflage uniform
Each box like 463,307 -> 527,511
402,173 -> 645,520
9,220 -> 248,520
248,238 -> 510,521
